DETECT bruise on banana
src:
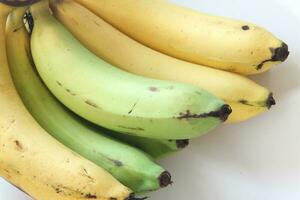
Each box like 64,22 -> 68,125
177,104 -> 232,122
256,42 -> 289,70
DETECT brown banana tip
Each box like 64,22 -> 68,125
0,0 -> 41,7
219,104 -> 232,122
266,93 -> 276,109
158,171 -> 173,188
272,42 -> 289,62
176,139 -> 189,149
126,194 -> 148,200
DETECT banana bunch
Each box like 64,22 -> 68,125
0,0 -> 289,199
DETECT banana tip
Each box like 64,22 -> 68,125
266,93 -> 276,109
176,139 -> 190,149
159,171 -> 173,188
219,104 -> 232,122
272,42 -> 289,62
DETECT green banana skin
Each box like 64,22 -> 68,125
30,1 -> 231,140
107,131 -> 189,159
6,9 -> 172,193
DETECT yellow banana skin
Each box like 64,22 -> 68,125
50,0 -> 275,123
1,6 -> 132,200
74,0 -> 289,75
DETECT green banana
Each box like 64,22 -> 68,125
6,8 -> 172,193
30,0 -> 231,140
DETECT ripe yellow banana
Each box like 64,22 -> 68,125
50,0 -> 275,123
74,0 -> 289,75
1,5 -> 133,200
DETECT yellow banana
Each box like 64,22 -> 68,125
1,5 -> 133,200
50,0 -> 275,123
74,0 -> 289,75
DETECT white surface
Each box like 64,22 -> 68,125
1,0 -> 300,199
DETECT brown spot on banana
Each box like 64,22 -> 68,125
241,25 -> 250,30
113,160 -> 123,167
14,140 -> 24,151
56,80 -> 62,86
85,100 -> 98,108
149,87 -> 158,92
65,88 -> 76,96
83,168 -> 88,174
82,169 -> 96,183
128,101 -> 138,114
53,186 -> 63,194
85,193 -> 97,199
238,99 -> 254,106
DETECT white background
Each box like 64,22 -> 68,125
1,0 -> 300,199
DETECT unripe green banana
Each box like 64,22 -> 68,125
30,0 -> 231,140
107,131 -> 189,159
6,7 -> 172,193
